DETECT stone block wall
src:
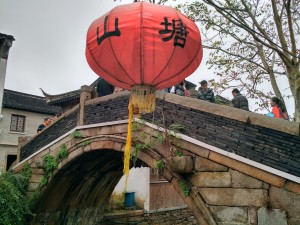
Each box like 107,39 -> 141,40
100,208 -> 197,225
130,122 -> 300,225
142,99 -> 300,177
20,108 -> 79,160
85,94 -> 130,124
184,155 -> 300,225
32,208 -> 197,225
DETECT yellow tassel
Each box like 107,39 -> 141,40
129,85 -> 156,114
123,85 -> 156,191
124,102 -> 133,189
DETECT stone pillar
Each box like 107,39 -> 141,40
78,85 -> 92,126
17,136 -> 32,164
0,33 -> 15,116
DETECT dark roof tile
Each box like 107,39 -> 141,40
3,89 -> 61,114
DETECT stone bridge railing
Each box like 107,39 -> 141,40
18,88 -> 300,178
12,87 -> 300,224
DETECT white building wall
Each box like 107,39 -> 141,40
0,58 -> 8,116
113,167 -> 150,211
0,107 -> 54,173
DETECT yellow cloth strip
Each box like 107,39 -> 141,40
123,102 -> 133,189
123,85 -> 156,192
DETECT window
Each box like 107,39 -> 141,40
10,114 -> 25,132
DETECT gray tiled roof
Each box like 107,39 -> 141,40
3,89 -> 61,114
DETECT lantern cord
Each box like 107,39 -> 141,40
123,102 -> 133,191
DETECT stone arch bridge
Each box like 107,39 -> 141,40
13,88 -> 300,225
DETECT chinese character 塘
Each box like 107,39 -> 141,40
159,17 -> 189,48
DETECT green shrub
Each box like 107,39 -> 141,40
156,160 -> 165,173
0,173 -> 32,225
56,144 -> 68,161
169,123 -> 185,131
71,130 -> 82,138
179,180 -> 191,196
43,155 -> 57,177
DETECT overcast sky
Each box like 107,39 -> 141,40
0,0 -> 212,97
1,0 -> 294,115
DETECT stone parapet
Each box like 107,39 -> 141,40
163,92 -> 299,136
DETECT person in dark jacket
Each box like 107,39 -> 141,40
231,88 -> 249,111
198,80 -> 215,103
174,81 -> 185,96
37,118 -> 52,133
97,78 -> 115,97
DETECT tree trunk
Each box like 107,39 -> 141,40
295,98 -> 300,122
287,65 -> 300,122
294,77 -> 300,122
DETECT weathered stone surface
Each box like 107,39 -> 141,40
113,142 -> 123,152
166,156 -> 193,173
60,148 -> 83,167
155,90 -> 167,101
263,183 -> 270,190
28,182 -> 39,192
91,140 -> 114,150
199,188 -> 267,207
189,172 -> 231,187
33,158 -> 44,169
209,206 -> 248,224
248,113 -> 299,136
209,152 -> 286,188
30,174 -> 44,183
87,207 -> 197,225
49,135 -> 73,152
248,207 -> 257,225
179,142 -> 210,158
166,92 -> 299,136
257,208 -> 287,225
285,181 -> 300,195
165,93 -> 249,123
269,186 -> 300,219
32,148 -> 50,161
230,169 -> 262,189
194,156 -> 228,172
31,168 -> 45,175
83,125 -> 128,137
136,151 -> 157,169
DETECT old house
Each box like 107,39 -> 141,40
0,89 -> 61,173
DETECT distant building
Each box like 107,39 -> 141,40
0,89 -> 61,173
41,78 -> 114,112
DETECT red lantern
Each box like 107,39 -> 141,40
86,1 -> 202,92
86,2 -> 203,183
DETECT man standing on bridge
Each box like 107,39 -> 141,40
231,88 -> 249,111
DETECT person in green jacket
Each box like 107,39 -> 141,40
198,80 -> 215,103
231,88 -> 249,111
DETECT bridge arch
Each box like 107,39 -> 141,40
30,132 -> 214,225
